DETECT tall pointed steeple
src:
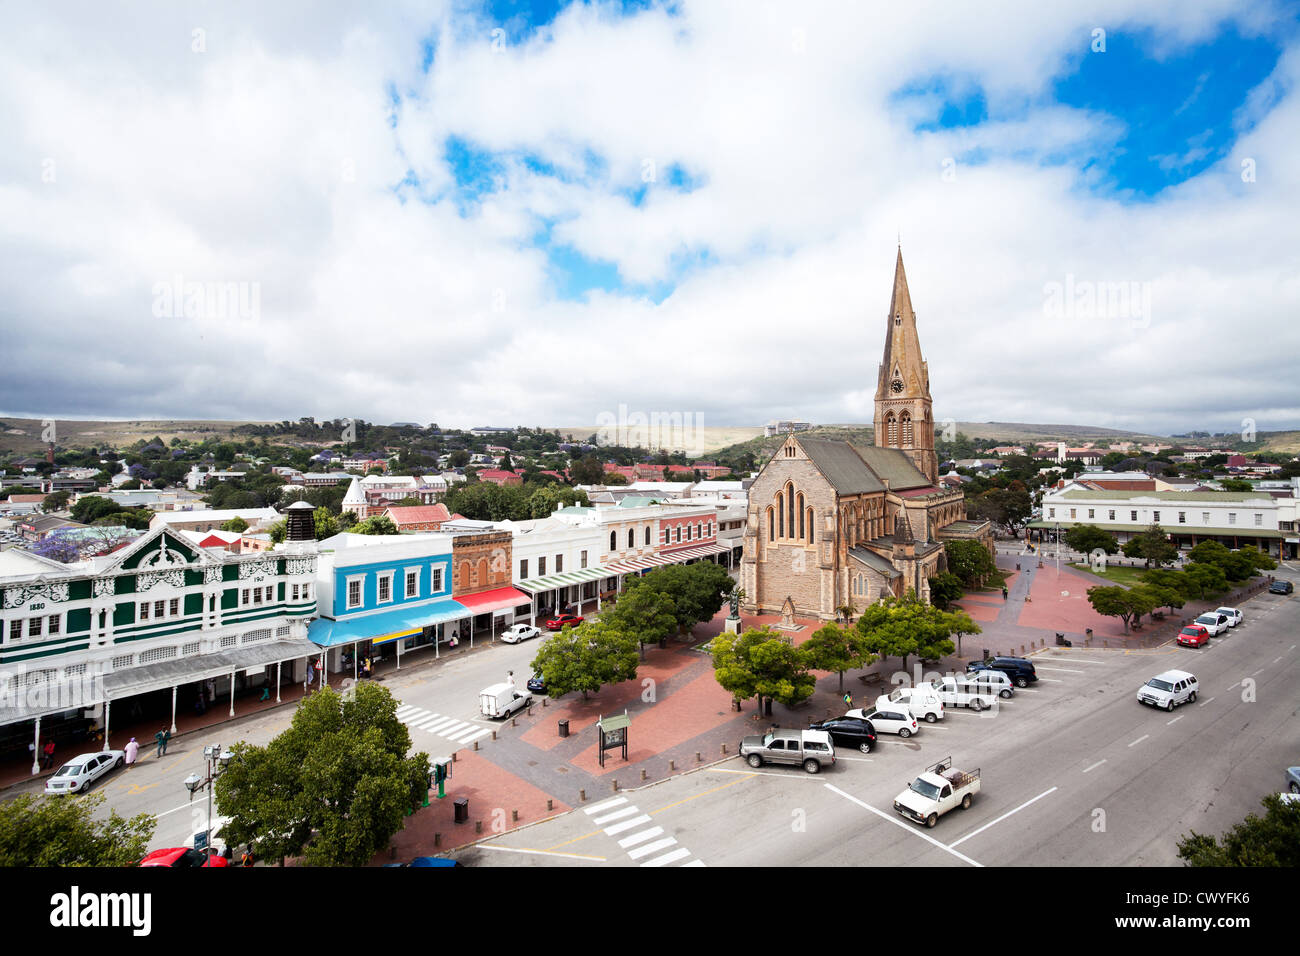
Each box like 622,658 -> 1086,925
874,247 -> 938,483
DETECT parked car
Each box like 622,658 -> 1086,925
1136,669 -> 1198,711
545,614 -> 583,631
478,682 -> 532,718
1193,612 -> 1230,637
847,706 -> 918,738
956,668 -> 1015,699
1214,607 -> 1243,627
1286,767 -> 1300,794
1176,624 -> 1210,648
1268,580 -> 1293,595
739,728 -> 836,773
139,847 -> 229,867
893,756 -> 980,828
526,673 -> 546,694
44,750 -> 125,795
968,656 -> 1038,688
808,716 -> 877,753
876,685 -> 944,722
501,623 -> 542,644
930,675 -> 998,711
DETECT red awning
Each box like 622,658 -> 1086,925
456,586 -> 531,614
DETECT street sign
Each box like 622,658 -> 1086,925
596,711 -> 630,768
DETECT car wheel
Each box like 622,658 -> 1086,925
898,728 -> 911,739
858,741 -> 872,754
1165,699 -> 1175,712
972,698 -> 986,712
115,757 -> 124,769
1188,691 -> 1197,703
1000,689 -> 1013,699
1290,782 -> 1299,794
1015,676 -> 1028,688
746,753 -> 763,769
803,759 -> 821,774
961,793 -> 972,810
925,813 -> 938,829
925,713 -> 938,723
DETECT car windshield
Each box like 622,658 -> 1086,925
55,764 -> 83,776
1195,615 -> 1215,623
1180,628 -> 1199,635
910,779 -> 941,800
1145,679 -> 1173,692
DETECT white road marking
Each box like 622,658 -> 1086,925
949,787 -> 1058,849
1016,688 -> 1041,693
641,847 -> 691,867
1199,696 -> 1215,706
1043,657 -> 1106,665
823,783 -> 982,867
1036,678 -> 1064,683
459,728 -> 492,744
1167,716 -> 1183,725
1035,666 -> 1085,674
1128,734 -> 1150,747
627,837 -> 678,860
618,827 -> 664,848
479,845 -> 605,861
682,859 -> 707,867
584,796 -> 627,814
602,814 -> 653,835
1082,760 -> 1106,774
593,806 -> 641,826
1274,657 -> 1284,664
1252,668 -> 1266,677
834,756 -> 875,762
708,767 -> 824,779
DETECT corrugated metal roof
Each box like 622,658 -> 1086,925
797,438 -> 884,495
1057,489 -> 1270,502
848,546 -> 901,578
851,445 -> 932,491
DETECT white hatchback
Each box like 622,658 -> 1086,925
501,623 -> 542,644
1214,607 -> 1243,628
44,750 -> 125,795
1193,612 -> 1230,637
847,707 -> 919,738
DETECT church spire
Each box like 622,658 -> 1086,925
874,247 -> 938,483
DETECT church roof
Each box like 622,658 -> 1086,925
848,546 -> 901,578
797,437 -> 885,495
851,445 -> 933,491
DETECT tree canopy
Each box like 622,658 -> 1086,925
0,793 -> 155,867
1177,794 -> 1300,866
711,626 -> 816,711
529,620 -> 640,700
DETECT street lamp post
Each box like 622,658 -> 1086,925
183,743 -> 232,862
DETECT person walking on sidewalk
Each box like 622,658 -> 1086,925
124,737 -> 139,767
1002,586 -> 1008,600
41,739 -> 55,770
154,729 -> 170,757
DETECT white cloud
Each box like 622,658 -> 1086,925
0,0 -> 1297,437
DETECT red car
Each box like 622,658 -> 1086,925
1176,624 -> 1209,648
139,847 -> 229,868
545,614 -> 583,631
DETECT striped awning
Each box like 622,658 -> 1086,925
605,542 -> 730,575
515,566 -> 612,595
308,599 -> 470,648
457,586 -> 531,615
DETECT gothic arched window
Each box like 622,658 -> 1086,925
886,413 -> 898,446
767,507 -> 775,541
901,411 -> 914,446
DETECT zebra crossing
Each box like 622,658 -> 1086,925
395,704 -> 493,747
584,795 -> 705,867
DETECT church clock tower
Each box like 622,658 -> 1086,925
874,248 -> 938,483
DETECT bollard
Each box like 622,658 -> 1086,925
474,740 -> 479,751
696,752 -> 702,763
511,717 -> 517,728
547,799 -> 553,811
670,759 -> 675,771
527,707 -> 533,717
476,820 -> 482,834
722,743 -> 728,754
434,833 -> 441,848
389,845 -> 397,859
641,769 -> 647,780
492,730 -> 497,740
543,698 -> 548,707
512,809 -> 518,822
579,789 -> 586,802
613,779 -> 619,791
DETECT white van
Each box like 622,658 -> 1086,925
479,683 -> 532,719
876,685 -> 944,722
1136,669 -> 1198,711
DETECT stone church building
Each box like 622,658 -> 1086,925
740,250 -> 994,619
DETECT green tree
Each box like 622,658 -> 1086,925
313,506 -> 339,540
267,519 -> 287,544
854,592 -> 962,672
70,495 -> 121,525
1086,585 -> 1156,633
41,490 -> 72,512
569,454 -> 606,485
350,515 -> 399,535
0,793 -> 156,867
1181,561 -> 1229,599
529,621 -> 639,700
944,540 -> 997,588
800,621 -> 877,694
214,683 -> 429,867
221,515 -> 249,533
927,571 -> 964,610
1124,524 -> 1178,569
1064,524 -> 1119,555
1177,794 -> 1300,866
1218,478 -> 1254,492
601,585 -> 678,656
711,626 -> 816,712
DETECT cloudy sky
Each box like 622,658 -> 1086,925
2,0 -> 1298,437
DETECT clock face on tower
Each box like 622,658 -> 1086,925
891,379 -> 904,393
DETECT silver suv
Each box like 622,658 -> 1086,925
739,729 -> 836,774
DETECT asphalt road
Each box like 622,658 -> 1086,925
455,576 -> 1300,867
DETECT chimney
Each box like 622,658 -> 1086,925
284,500 -> 315,542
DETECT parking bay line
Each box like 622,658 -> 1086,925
479,844 -> 606,862
1198,696 -> 1215,707
948,787 -> 1058,849
1042,657 -> 1106,665
1082,759 -> 1106,774
823,783 -> 982,867
1167,715 -> 1183,726
1034,666 -> 1085,674
1128,734 -> 1150,747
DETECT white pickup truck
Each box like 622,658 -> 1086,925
930,676 -> 999,712
894,756 -> 981,828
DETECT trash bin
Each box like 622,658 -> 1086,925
558,719 -> 569,738
453,798 -> 468,824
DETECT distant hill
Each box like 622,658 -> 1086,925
0,418 -> 267,455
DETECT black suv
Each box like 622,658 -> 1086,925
808,716 -> 877,754
1269,580 -> 1293,595
968,656 -> 1037,688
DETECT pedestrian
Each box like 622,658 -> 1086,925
41,739 -> 55,769
259,685 -> 270,702
155,729 -> 167,757
506,670 -> 515,688
1002,586 -> 1008,600
306,662 -> 316,686
124,737 -> 139,767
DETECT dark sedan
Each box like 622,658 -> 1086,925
526,673 -> 546,694
1269,580 -> 1293,595
808,716 -> 876,754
